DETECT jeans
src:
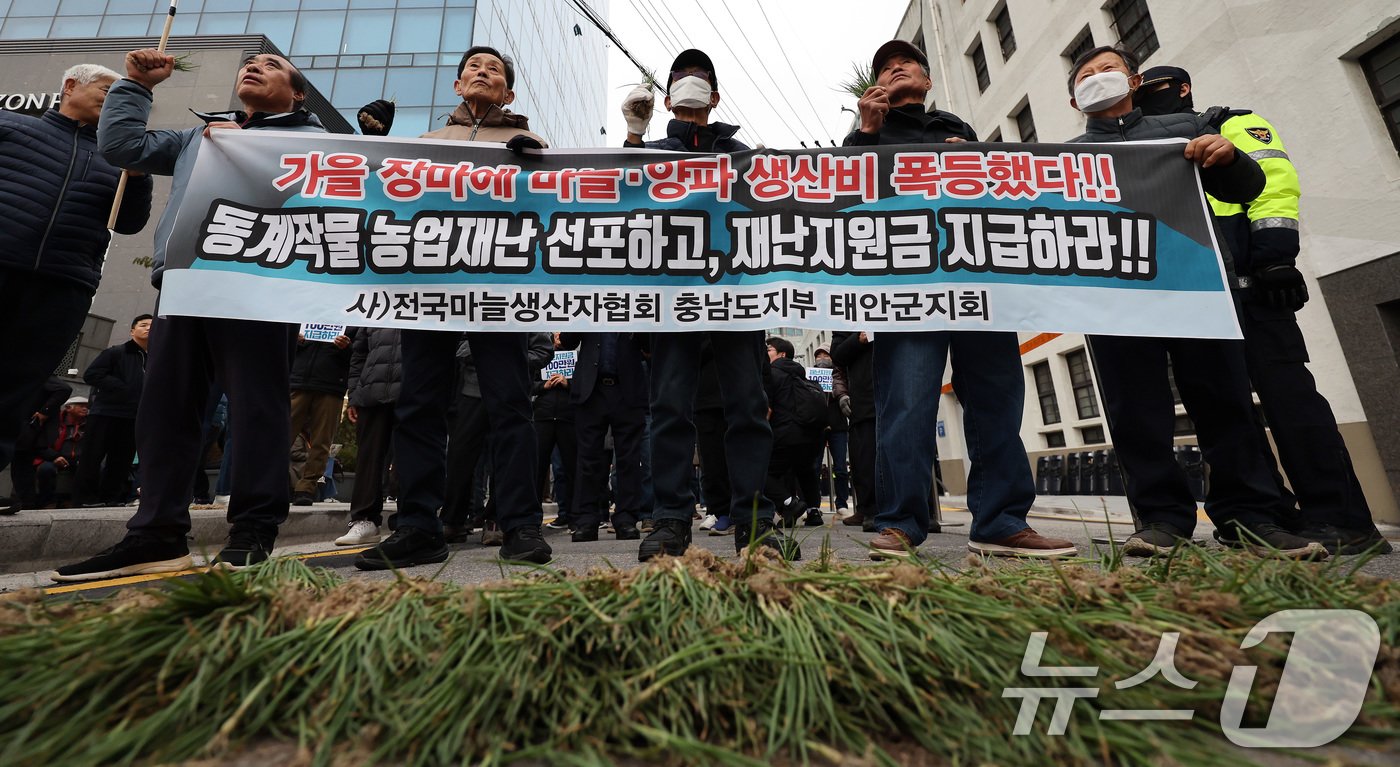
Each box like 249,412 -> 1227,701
873,331 -> 1034,545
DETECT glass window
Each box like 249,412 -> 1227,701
158,13 -> 199,35
101,15 -> 155,36
1043,431 -> 1067,449
993,4 -> 1015,61
389,53 -> 414,66
1,18 -> 52,38
1065,26 -> 1095,65
350,0 -> 396,7
10,1 -> 59,16
339,55 -> 363,67
301,67 -> 335,97
1032,362 -> 1060,425
204,0 -> 253,11
57,0 -> 106,13
51,15 -> 101,36
392,7 -> 444,53
303,0 -> 352,9
247,11 -> 296,52
342,9 -> 393,54
108,0 -> 158,12
1065,349 -> 1099,419
384,67 -> 437,107
253,0 -> 300,9
1014,102 -> 1036,142
389,106 -> 432,137
440,7 -> 473,57
970,41 -> 989,92
291,10 -> 345,55
332,67 -> 385,105
1109,0 -> 1159,61
1079,426 -> 1107,445
313,56 -> 339,68
362,54 -> 387,67
197,12 -> 249,34
434,64 -> 459,101
1173,415 -> 1196,437
1361,32 -> 1400,155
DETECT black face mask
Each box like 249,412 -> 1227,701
1137,83 -> 1193,116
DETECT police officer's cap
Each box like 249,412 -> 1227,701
872,40 -> 929,75
1140,66 -> 1191,88
668,49 -> 717,93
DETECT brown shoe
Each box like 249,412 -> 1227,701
841,512 -> 866,527
869,528 -> 916,560
968,528 -> 1077,558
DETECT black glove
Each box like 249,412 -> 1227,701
356,99 -> 394,136
1251,263 -> 1309,312
506,134 -> 544,156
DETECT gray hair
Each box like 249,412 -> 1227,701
61,63 -> 120,91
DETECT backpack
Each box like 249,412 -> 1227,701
783,368 -> 829,428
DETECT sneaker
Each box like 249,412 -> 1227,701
52,535 -> 193,582
969,528 -> 1077,559
1297,524 -> 1395,556
615,521 -> 641,541
835,506 -> 853,519
291,492 -> 314,507
212,529 -> 275,570
708,515 -> 734,536
1233,522 -> 1329,560
0,496 -> 17,516
869,528 -> 916,560
500,525 -> 553,564
354,527 -> 449,570
213,495 -> 231,506
698,514 -> 718,531
734,518 -> 802,561
1123,523 -> 1194,557
545,517 -> 570,530
803,508 -> 824,527
638,518 -> 692,561
778,497 -> 803,528
480,520 -> 504,547
335,519 -> 381,546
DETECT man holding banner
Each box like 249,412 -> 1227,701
851,41 -> 1074,560
1065,45 -> 1324,559
54,50 -> 322,582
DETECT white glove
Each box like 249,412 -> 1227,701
622,83 -> 654,135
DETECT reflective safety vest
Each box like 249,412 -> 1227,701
1203,108 -> 1301,275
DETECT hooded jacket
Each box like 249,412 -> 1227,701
422,102 -> 548,146
83,339 -> 147,419
98,79 -> 326,288
0,108 -> 153,292
291,330 -> 356,396
842,104 -> 977,147
628,118 -> 748,153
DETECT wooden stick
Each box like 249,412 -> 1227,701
107,0 -> 178,230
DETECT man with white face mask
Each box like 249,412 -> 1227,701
1064,45 -> 1325,561
619,49 -> 801,563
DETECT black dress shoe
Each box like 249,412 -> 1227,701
615,525 -> 641,541
571,526 -> 599,543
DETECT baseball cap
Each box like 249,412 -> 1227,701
668,48 -> 717,93
872,39 -> 929,75
64,395 -> 88,406
1140,66 -> 1191,88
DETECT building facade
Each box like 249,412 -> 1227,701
882,0 -> 1400,521
0,0 -> 610,147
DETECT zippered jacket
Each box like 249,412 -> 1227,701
97,78 -> 325,287
422,102 -> 547,146
0,108 -> 153,292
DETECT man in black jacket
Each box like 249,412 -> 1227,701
763,337 -> 823,527
622,49 -> 799,562
1065,45 -> 1323,559
561,332 -> 648,542
75,314 -> 150,506
289,328 -> 354,506
849,41 -> 1071,561
0,63 -> 152,490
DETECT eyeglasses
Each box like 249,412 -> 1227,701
669,70 -> 713,85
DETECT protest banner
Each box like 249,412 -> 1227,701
542,349 -> 577,380
807,367 -> 834,393
159,132 -> 1240,338
300,322 -> 346,342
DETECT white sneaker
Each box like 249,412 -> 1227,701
835,506 -> 853,519
213,495 -> 231,506
698,514 -> 718,531
335,520 -> 381,546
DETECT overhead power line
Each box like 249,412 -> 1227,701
688,2 -> 808,145
716,0 -> 827,146
753,0 -> 838,143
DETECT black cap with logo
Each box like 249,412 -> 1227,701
668,49 -> 717,93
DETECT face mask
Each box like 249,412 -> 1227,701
1136,85 -> 1192,116
669,75 -> 713,109
1074,71 -> 1132,113
813,358 -> 833,369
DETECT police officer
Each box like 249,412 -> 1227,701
1065,45 -> 1324,560
1138,66 -> 1391,556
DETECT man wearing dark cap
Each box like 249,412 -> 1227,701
847,40 -> 1073,561
1137,65 -> 1390,555
619,49 -> 800,562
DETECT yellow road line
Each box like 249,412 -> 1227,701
41,546 -> 373,595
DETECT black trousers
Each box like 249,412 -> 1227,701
694,408 -> 730,519
1088,335 -> 1286,533
394,331 -> 540,536
1239,297 -> 1373,531
75,413 -> 137,504
0,268 -> 92,474
349,403 -> 396,525
442,393 -> 490,527
650,332 -> 774,524
127,315 -> 293,540
765,434 -> 823,514
573,383 -> 646,529
848,419 -> 877,519
535,418 -> 576,521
